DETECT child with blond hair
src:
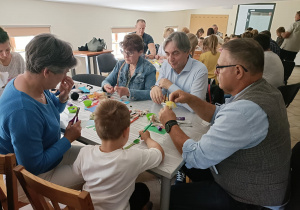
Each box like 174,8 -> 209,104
73,100 -> 164,210
199,35 -> 220,84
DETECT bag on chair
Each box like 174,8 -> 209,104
87,37 -> 106,52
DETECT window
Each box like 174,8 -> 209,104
111,28 -> 135,59
3,26 -> 51,60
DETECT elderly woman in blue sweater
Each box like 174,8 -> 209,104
0,33 -> 83,201
102,33 -> 156,100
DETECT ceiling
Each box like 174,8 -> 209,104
42,0 -> 287,12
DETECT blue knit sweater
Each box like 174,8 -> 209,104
0,79 -> 71,175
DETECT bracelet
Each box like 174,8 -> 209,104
151,85 -> 160,90
60,96 -> 69,104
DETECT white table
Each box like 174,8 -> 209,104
61,85 -> 210,210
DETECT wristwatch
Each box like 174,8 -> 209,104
165,120 -> 178,133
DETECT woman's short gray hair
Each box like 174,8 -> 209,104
163,32 -> 191,53
25,33 -> 77,74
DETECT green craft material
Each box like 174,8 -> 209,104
147,125 -> 166,134
124,139 -> 140,149
146,113 -> 155,121
83,100 -> 92,107
68,106 -> 78,113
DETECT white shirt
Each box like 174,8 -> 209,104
263,51 -> 284,88
73,145 -> 162,210
156,57 -> 208,112
0,52 -> 25,81
281,20 -> 300,52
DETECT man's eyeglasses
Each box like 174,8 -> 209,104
120,49 -> 134,57
215,64 -> 248,74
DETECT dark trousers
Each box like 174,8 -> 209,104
129,182 -> 150,210
169,165 -> 269,210
280,49 -> 298,62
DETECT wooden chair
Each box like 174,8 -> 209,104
13,165 -> 94,210
0,153 -> 18,210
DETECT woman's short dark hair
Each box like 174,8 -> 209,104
120,34 -> 144,53
254,34 -> 270,51
222,38 -> 264,74
0,27 -> 9,44
164,32 -> 190,53
25,33 -> 77,74
207,28 -> 215,36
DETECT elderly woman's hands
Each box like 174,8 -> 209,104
59,76 -> 74,103
114,86 -> 130,98
64,120 -> 82,143
103,84 -> 115,94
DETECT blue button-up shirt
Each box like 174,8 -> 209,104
183,88 -> 269,169
156,57 -> 208,111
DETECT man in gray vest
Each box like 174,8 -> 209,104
159,38 -> 291,209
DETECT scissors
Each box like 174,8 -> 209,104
69,107 -> 80,124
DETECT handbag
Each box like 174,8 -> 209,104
87,37 -> 106,52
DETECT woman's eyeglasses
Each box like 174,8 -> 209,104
215,64 -> 248,74
120,49 -> 134,57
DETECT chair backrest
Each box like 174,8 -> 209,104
96,53 -> 117,75
13,165 -> 94,210
282,60 -> 295,85
278,83 -> 300,108
0,154 -> 18,210
72,74 -> 106,87
285,141 -> 300,210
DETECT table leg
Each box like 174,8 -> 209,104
85,56 -> 91,74
160,176 -> 171,210
93,56 -> 98,74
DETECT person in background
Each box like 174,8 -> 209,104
156,27 -> 174,60
254,34 -> 284,88
73,100 -> 164,210
160,38 -> 290,210
276,27 -> 285,47
181,27 -> 190,34
197,37 -> 204,51
0,33 -> 84,202
251,29 -> 259,37
207,28 -> 215,36
212,24 -> 223,38
223,36 -> 230,44
260,30 -> 281,57
280,11 -> 300,61
102,34 -> 156,101
133,19 -> 156,59
196,28 -> 204,39
150,32 -> 208,112
199,34 -> 220,84
186,33 -> 198,58
0,27 -> 25,88
207,28 -> 224,45
241,31 -> 253,38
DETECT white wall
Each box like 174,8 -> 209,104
1,0 -> 300,70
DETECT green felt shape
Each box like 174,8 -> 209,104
68,106 -> 78,113
147,125 -> 166,135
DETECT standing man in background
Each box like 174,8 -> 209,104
212,24 -> 223,38
280,11 -> 300,61
134,19 -> 156,59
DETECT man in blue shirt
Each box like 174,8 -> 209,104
133,19 -> 156,59
159,38 -> 291,210
150,32 -> 208,112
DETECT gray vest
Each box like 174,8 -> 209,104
213,79 -> 291,206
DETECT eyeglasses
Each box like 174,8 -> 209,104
120,49 -> 134,57
215,64 -> 248,74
